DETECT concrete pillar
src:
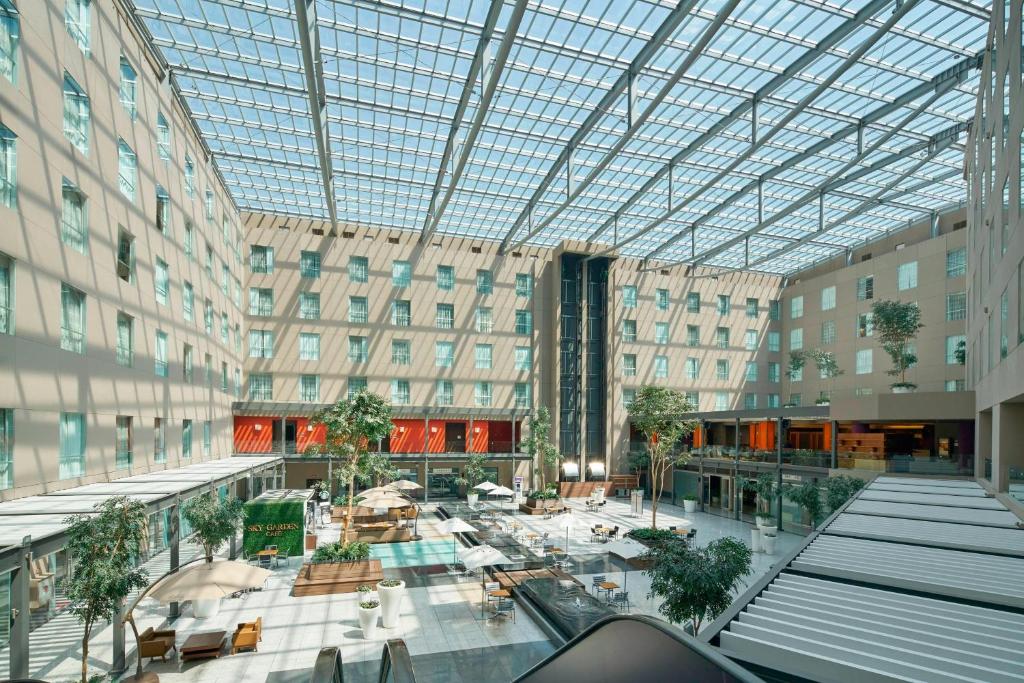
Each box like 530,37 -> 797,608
169,502 -> 180,619
280,417 -> 286,455
830,420 -> 839,469
468,417 -> 474,454
734,418 -> 741,520
992,403 -> 1024,492
111,602 -> 126,673
423,417 -> 430,504
976,409 -> 993,481
9,537 -> 30,679
776,417 -> 784,530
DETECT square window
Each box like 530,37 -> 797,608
515,273 -> 532,298
393,260 -> 411,287
248,329 -> 273,358
475,344 -> 493,369
60,283 -> 86,353
299,292 -> 320,320
746,297 -> 758,317
622,354 -> 636,377
790,295 -> 804,319
514,346 -> 532,370
348,336 -> 368,363
654,355 -> 668,379
855,349 -> 872,374
300,251 -> 321,278
474,381 -> 492,407
476,269 -> 492,294
622,286 -> 637,308
718,294 -> 730,315
621,319 -> 637,342
62,72 -> 90,155
897,261 -> 918,290
655,288 -> 669,310
856,275 -> 874,301
821,320 -> 836,345
436,380 -> 453,406
299,333 -> 320,361
59,412 -> 86,479
515,309 -> 532,335
435,341 -> 454,368
349,256 -> 368,283
437,265 -> 454,290
392,300 -> 411,326
686,292 -> 700,313
946,248 -> 966,278
436,303 -> 454,329
299,375 -> 320,402
348,296 -> 368,323
514,383 -> 531,409
654,322 -> 669,344
476,307 -> 493,333
392,340 -> 411,365
820,286 -> 836,311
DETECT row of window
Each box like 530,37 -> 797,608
248,375 -> 533,409
620,322 -> 777,350
620,356 -> 781,382
620,288 -> 779,318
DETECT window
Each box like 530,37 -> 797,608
768,299 -> 780,320
348,296 -> 368,323
856,275 -> 873,300
768,362 -> 780,383
820,285 -> 836,311
821,320 -> 836,345
686,292 -> 700,313
476,269 -> 492,294
897,261 -> 918,290
622,285 -> 637,308
943,292 -> 967,321
686,325 -> 699,347
514,346 -> 532,370
718,295 -> 730,315
515,273 -> 532,298
685,357 -> 699,380
767,394 -> 780,408
154,330 -> 168,377
204,299 -> 213,334
622,354 -> 637,377
946,248 -> 966,278
656,288 -> 669,310
0,125 -> 15,208
59,412 -> 85,479
392,260 -> 411,287
205,242 -> 213,277
1000,288 -> 1009,359
654,355 -> 668,379
249,374 -> 273,401
745,362 -> 758,382
790,295 -> 803,319
117,139 -> 136,201
856,313 -> 873,338
391,380 -> 410,405
435,341 -> 454,368
945,334 -> 965,365
204,353 -> 212,385
250,245 -> 274,273
745,329 -> 757,351
348,336 -> 368,363
299,292 -> 320,320
515,309 -> 532,335
184,156 -> 194,197
61,179 -> 88,253
154,258 -> 169,306
183,343 -> 193,382
475,344 -> 492,370
746,297 -> 758,317
621,319 -> 637,342
436,380 -> 453,406
183,222 -> 195,261
65,0 -> 90,54
476,307 -> 493,333
299,333 -> 320,361
300,251 -> 320,278
62,73 -> 89,155
155,186 -> 170,233
392,340 -> 412,365
0,2 -> 19,85
204,189 -> 214,221
156,112 -> 171,161
60,283 -> 85,353
714,393 -> 729,411
300,375 -> 320,403
474,382 -> 492,407
744,393 -> 758,410
515,383 -> 532,409
248,329 -> 273,358
654,322 -> 669,345
436,303 -> 454,329
202,421 -> 211,456
436,265 -> 454,290
349,256 -> 368,283
855,349 -> 872,374
348,377 -> 367,399
715,327 -> 729,349
623,389 -> 636,408
716,359 -> 728,380
116,312 -> 133,367
392,300 -> 411,326
789,328 -> 803,351
789,393 -> 802,406
114,415 -> 131,470
767,331 -> 780,352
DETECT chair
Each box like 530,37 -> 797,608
687,529 -> 697,541
231,617 -> 261,654
258,553 -> 272,570
609,591 -> 630,612
139,627 -> 176,662
591,575 -> 606,594
668,526 -> 677,531
492,598 -> 516,623
611,526 -> 619,539
484,581 -> 501,606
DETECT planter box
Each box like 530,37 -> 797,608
292,559 -> 384,597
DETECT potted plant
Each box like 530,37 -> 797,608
455,452 -> 488,505
682,494 -> 698,513
806,348 -> 843,405
356,583 -> 375,599
871,300 -> 923,393
377,577 -> 406,628
742,474 -> 778,536
358,599 -> 380,639
784,480 -> 824,531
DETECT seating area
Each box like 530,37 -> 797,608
230,617 -> 262,654
138,627 -> 177,663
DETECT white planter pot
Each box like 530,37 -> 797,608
760,525 -> 778,538
192,598 -> 220,619
891,385 -> 916,394
358,605 -> 380,639
750,528 -> 762,553
377,580 -> 406,628
683,499 -> 697,513
762,534 -> 777,554
467,492 -> 479,506
756,516 -> 773,529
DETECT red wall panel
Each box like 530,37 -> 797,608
390,419 -> 426,453
427,420 -> 446,453
469,421 -> 488,453
295,418 -> 326,452
488,421 -> 513,451
234,416 -> 274,453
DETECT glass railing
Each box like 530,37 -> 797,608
836,451 -> 973,475
1009,468 -> 1023,503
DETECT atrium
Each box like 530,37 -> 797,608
0,0 -> 1022,681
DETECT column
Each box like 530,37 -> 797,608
9,537 -> 30,679
734,418 -> 741,520
423,417 -> 430,504
281,417 -> 287,455
169,501 -> 180,619
111,602 -> 126,673
468,417 -> 474,454
776,417 -> 784,530
976,409 -> 992,481
993,403 -> 1024,492
830,420 -> 839,469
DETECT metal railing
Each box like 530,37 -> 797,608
308,640 -> 416,683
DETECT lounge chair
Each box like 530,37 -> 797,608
139,627 -> 176,662
231,617 -> 261,654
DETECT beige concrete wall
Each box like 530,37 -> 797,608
0,0 -> 243,499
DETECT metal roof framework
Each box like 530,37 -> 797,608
131,0 -> 990,274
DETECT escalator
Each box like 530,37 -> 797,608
310,616 -> 762,683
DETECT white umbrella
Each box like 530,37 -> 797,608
438,517 -> 477,564
389,479 -> 423,491
358,491 -> 413,509
359,486 -> 396,497
457,544 -> 511,570
487,485 -> 515,497
473,481 -> 498,491
604,538 -> 647,591
147,560 -> 271,603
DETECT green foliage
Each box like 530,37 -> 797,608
783,481 -> 825,527
786,350 -> 806,378
357,452 -> 400,488
806,348 -> 843,379
526,488 -> 560,500
871,300 -> 924,385
359,600 -> 380,609
627,449 -> 650,473
311,541 -> 371,563
954,339 -> 966,365
242,497 -> 306,558
520,406 -> 560,488
643,537 -> 753,633
356,584 -> 372,594
822,475 -> 866,513
740,473 -> 778,518
682,494 -> 698,502
379,578 -> 402,587
454,452 -> 488,488
64,497 -> 149,683
182,493 -> 244,562
626,527 -> 678,545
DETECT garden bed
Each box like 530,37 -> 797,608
292,559 -> 384,597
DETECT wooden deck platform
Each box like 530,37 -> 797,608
292,559 -> 384,597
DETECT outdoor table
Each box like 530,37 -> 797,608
597,581 -> 619,601
256,549 -> 278,557
487,588 -> 511,599
180,631 -> 226,661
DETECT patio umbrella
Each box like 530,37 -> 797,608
438,517 -> 477,564
458,544 -> 513,618
473,481 -> 498,491
360,485 -> 399,497
147,560 -> 272,604
358,491 -> 413,509
389,479 -> 422,491
488,485 -> 515,497
604,538 -> 647,591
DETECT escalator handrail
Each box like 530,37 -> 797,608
512,614 -> 764,683
378,638 -> 417,683
310,646 -> 344,683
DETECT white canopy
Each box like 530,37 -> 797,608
438,517 -> 477,534
487,485 -> 515,497
457,544 -> 511,570
473,481 -> 498,491
358,491 -> 413,509
389,479 -> 423,491
147,560 -> 271,603
605,538 -> 647,560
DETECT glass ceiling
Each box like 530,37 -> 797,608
133,0 -> 990,274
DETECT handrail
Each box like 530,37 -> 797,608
377,639 -> 417,683
309,646 -> 344,683
513,614 -> 763,683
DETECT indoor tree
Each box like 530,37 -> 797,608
783,480 -> 825,528
871,300 -> 924,390
64,496 -> 149,683
358,451 -> 400,489
307,391 -> 393,544
181,492 -> 244,562
643,537 -> 752,634
823,475 -> 866,514
627,386 -> 697,529
454,452 -> 488,493
785,350 -> 806,380
520,406 -> 560,489
740,473 -> 779,527
806,348 -> 843,404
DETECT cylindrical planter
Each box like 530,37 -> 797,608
750,528 -> 762,553
192,598 -> 220,618
377,580 -> 406,628
467,492 -> 479,506
762,534 -> 777,554
683,499 -> 697,513
358,605 -> 380,639
761,525 -> 778,539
